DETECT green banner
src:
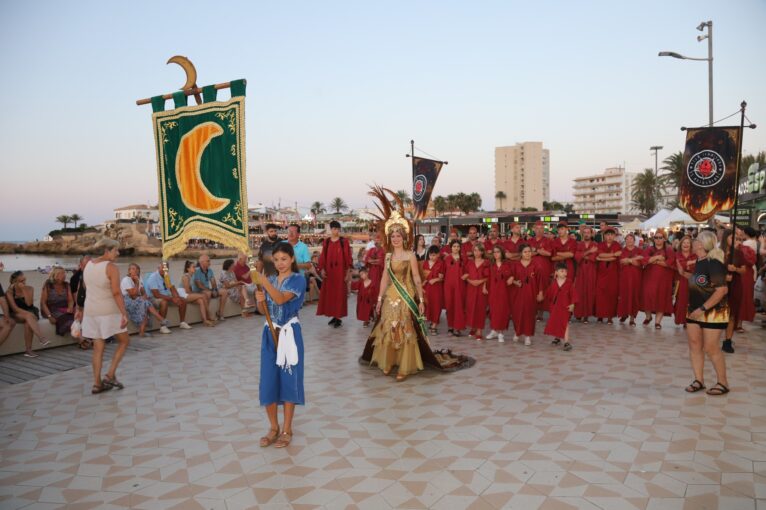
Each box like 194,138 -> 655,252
152,90 -> 248,259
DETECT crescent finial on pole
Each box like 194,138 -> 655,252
167,55 -> 202,104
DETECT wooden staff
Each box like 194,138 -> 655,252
249,258 -> 279,351
135,81 -> 241,106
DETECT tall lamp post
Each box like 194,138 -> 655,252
659,20 -> 713,126
650,145 -> 663,177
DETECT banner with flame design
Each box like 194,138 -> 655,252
151,80 -> 248,259
680,126 -> 741,222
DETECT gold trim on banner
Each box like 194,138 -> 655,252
152,96 -> 249,260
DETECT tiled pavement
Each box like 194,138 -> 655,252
1,301 -> 765,510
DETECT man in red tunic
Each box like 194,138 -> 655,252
504,223 -> 523,261
550,222 -> 577,281
595,228 -> 621,323
461,226 -> 480,260
317,220 -> 353,328
484,225 -> 502,252
363,232 -> 385,298
574,227 -> 598,322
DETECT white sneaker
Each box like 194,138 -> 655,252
513,335 -> 520,343
179,322 -> 192,330
524,336 -> 532,346
160,326 -> 172,334
498,333 -> 505,343
486,330 -> 498,339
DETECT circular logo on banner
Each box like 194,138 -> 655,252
687,150 -> 725,188
413,174 -> 427,201
695,274 -> 708,287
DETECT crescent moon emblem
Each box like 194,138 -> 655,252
167,55 -> 197,90
176,122 -> 230,214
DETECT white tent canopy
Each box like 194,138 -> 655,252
640,208 -> 728,230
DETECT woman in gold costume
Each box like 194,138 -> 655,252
360,187 -> 431,382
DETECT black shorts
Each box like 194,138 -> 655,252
686,319 -> 726,330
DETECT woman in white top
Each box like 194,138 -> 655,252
121,263 -> 168,337
83,238 -> 130,394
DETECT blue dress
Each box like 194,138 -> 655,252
259,272 -> 306,406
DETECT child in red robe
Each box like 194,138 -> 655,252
351,268 -> 374,326
487,245 -> 512,342
462,243 -> 490,340
510,244 -> 544,346
618,233 -> 643,326
595,228 -> 622,323
544,263 -> 577,351
422,246 -> 444,334
443,239 -> 466,336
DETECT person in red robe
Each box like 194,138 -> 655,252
317,220 -> 353,327
529,221 -> 553,319
510,244 -> 544,346
544,263 -> 577,351
641,228 -> 675,329
618,233 -> 643,326
574,227 -> 598,323
422,246 -> 445,334
673,236 -> 697,326
441,229 -> 460,258
550,222 -> 577,281
504,223 -> 523,262
721,229 -> 757,353
484,225 -> 502,252
443,239 -> 466,336
364,233 -> 386,298
486,245 -> 512,342
461,225 -> 480,260
595,228 -> 622,323
351,268 -> 374,326
462,244 -> 490,340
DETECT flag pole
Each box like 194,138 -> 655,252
727,100 -> 747,265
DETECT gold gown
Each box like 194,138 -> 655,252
367,257 -> 424,376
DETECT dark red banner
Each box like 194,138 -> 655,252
412,156 -> 443,219
680,126 -> 742,222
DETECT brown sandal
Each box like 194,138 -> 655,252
260,427 -> 280,447
91,383 -> 112,394
274,431 -> 292,448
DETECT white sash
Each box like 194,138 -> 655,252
265,317 -> 300,373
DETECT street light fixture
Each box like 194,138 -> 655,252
659,20 -> 713,126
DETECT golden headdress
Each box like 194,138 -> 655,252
368,185 -> 413,251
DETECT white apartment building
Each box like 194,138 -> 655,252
572,166 -> 639,214
113,204 -> 159,222
495,142 -> 550,211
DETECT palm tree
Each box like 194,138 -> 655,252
741,151 -> 766,171
395,189 -> 413,207
432,195 -> 447,216
310,201 -> 325,216
468,192 -> 482,212
329,197 -> 348,214
631,169 -> 663,217
659,151 -> 682,208
70,213 -> 83,228
495,191 -> 507,211
56,215 -> 72,229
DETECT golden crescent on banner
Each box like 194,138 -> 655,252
176,122 -> 230,214
167,55 -> 197,90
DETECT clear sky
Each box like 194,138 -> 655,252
1,0 -> 764,241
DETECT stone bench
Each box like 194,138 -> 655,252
0,297 -> 249,356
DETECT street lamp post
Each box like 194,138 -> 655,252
650,145 -> 663,177
659,20 -> 713,126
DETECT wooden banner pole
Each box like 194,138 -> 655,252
135,80 -> 243,106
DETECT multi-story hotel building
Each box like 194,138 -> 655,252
572,166 -> 639,214
494,142 -> 550,211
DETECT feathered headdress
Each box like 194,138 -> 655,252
368,185 -> 413,251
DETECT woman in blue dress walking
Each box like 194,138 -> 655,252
255,243 -> 306,448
